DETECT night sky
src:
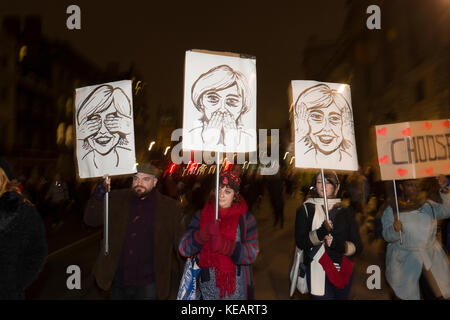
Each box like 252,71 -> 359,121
1,0 -> 348,131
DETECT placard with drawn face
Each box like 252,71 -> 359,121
75,80 -> 136,179
375,119 -> 450,180
291,80 -> 358,171
182,50 -> 257,153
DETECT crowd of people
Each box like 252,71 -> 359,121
0,155 -> 449,300
0,161 -> 94,234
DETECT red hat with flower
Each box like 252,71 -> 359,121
219,164 -> 242,193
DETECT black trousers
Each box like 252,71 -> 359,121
418,268 -> 442,300
110,280 -> 157,300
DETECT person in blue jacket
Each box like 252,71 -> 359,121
382,175 -> 450,300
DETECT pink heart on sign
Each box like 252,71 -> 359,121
397,168 -> 408,177
377,127 -> 387,135
401,128 -> 411,136
444,120 -> 450,128
378,155 -> 389,164
425,167 -> 434,176
424,122 -> 432,130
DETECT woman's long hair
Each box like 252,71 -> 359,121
0,167 -> 20,197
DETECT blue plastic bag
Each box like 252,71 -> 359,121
177,257 -> 201,300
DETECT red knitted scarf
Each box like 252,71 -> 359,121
198,198 -> 247,297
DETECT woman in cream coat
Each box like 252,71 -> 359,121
382,175 -> 450,300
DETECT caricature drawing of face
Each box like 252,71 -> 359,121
308,103 -> 344,154
192,65 -> 251,131
294,83 -> 352,159
87,103 -> 121,155
201,84 -> 244,121
77,84 -> 132,160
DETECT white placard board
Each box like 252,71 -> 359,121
75,80 -> 137,179
182,50 -> 257,153
291,80 -> 358,171
375,119 -> 450,180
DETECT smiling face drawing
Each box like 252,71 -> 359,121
87,103 -> 121,155
308,103 -> 344,154
294,83 -> 353,160
202,84 -> 244,121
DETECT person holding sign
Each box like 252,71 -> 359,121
294,171 -> 362,299
381,175 -> 450,300
83,163 -> 184,300
178,166 -> 259,299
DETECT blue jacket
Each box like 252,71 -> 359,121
382,192 -> 450,299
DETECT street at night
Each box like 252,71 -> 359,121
25,189 -> 391,300
0,0 -> 449,310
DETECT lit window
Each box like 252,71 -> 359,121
66,98 -> 73,118
57,123 -> 65,145
65,125 -> 73,147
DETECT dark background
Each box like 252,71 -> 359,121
0,0 -> 449,178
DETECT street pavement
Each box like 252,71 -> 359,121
25,210 -> 102,300
26,189 -> 393,300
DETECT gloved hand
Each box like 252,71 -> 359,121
194,223 -> 213,245
211,234 -> 236,256
328,230 -> 346,253
208,221 -> 220,237
194,221 -> 221,245
316,219 -> 333,240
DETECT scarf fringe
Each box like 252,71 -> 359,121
215,268 -> 236,297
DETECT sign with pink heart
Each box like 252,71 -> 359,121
375,119 -> 450,180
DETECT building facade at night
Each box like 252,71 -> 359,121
301,0 -> 450,173
0,15 -> 151,179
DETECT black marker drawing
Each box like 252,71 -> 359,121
293,83 -> 356,168
76,84 -> 132,170
189,64 -> 254,149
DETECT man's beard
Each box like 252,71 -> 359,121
133,186 -> 151,198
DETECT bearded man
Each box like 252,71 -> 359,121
84,163 -> 184,300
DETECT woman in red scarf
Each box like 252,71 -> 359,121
178,166 -> 259,299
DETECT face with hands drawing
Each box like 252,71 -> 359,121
202,84 -> 243,123
192,65 -> 251,147
86,104 -> 122,155
295,83 -> 352,156
77,85 -> 132,156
